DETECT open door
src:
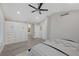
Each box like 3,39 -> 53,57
27,23 -> 34,49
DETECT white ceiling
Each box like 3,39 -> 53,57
1,3 -> 79,23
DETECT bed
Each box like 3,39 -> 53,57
28,39 -> 79,56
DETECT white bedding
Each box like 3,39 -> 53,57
28,39 -> 79,56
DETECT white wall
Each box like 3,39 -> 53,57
5,21 -> 28,44
0,7 -> 5,53
48,10 -> 79,43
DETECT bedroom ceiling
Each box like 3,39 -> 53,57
1,3 -> 79,23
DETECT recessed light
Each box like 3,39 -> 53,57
17,11 -> 20,14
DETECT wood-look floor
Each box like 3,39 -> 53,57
0,38 -> 45,56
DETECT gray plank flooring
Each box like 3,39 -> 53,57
0,38 -> 45,56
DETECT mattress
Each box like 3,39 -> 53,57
28,39 -> 79,56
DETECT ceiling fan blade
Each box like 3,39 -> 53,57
40,9 -> 48,11
38,3 -> 43,9
28,4 -> 37,9
39,11 -> 42,14
32,10 -> 37,13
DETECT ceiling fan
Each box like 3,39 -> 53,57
28,3 -> 48,14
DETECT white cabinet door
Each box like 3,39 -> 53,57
5,22 -> 28,44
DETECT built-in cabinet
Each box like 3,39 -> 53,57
5,21 -> 28,44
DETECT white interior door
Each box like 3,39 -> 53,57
34,24 -> 41,38
40,19 -> 47,40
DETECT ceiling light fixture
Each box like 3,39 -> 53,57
17,11 -> 21,14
